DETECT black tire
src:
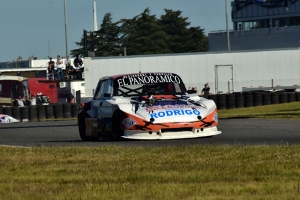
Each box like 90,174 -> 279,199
262,92 -> 271,105
78,111 -> 98,141
244,92 -> 253,107
63,103 -> 72,118
216,94 -> 226,110
235,92 -> 244,108
279,92 -> 288,104
110,110 -> 124,140
271,93 -> 279,104
226,93 -> 236,109
0,105 -> 3,114
12,107 -> 21,121
45,105 -> 54,120
287,92 -> 296,103
20,106 -> 29,122
3,107 -> 12,117
207,95 -> 217,104
29,105 -> 38,122
296,92 -> 300,101
253,92 -> 262,107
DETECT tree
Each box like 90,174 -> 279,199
119,8 -> 170,55
28,55 -> 38,60
95,13 -> 121,56
70,8 -> 208,57
70,37 -> 85,57
159,9 -> 208,53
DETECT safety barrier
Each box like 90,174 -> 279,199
1,93 -> 300,120
207,92 -> 300,110
0,103 -> 79,122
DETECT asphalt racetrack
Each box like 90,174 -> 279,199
0,119 -> 299,147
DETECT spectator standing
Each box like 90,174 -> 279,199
23,96 -> 31,106
47,57 -> 55,80
18,96 -> 25,107
73,63 -> 82,79
64,55 -> 72,80
73,54 -> 83,67
73,55 -> 83,79
56,55 -> 64,80
201,83 -> 210,98
30,94 -> 37,105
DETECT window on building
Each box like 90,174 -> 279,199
0,84 -> 2,94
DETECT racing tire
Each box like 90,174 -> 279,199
244,92 -> 253,107
110,110 -> 124,141
235,92 -> 244,108
0,105 -> 3,114
78,111 -> 98,141
296,92 -> 300,101
262,92 -> 271,105
287,92 -> 295,103
279,92 -> 287,104
216,94 -> 226,110
12,107 -> 21,121
226,93 -> 235,109
271,93 -> 279,104
3,107 -> 12,117
253,92 -> 262,107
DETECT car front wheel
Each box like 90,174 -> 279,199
110,110 -> 124,140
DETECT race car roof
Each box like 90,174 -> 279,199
111,72 -> 184,87
109,72 -> 180,80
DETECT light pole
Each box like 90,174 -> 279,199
64,0 -> 69,56
225,0 -> 231,51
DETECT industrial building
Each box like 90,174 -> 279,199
209,0 -> 300,51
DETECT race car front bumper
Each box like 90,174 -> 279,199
121,126 -> 221,140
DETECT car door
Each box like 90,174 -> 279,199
92,78 -> 114,118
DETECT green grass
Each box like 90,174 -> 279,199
1,146 -> 300,200
2,102 -> 300,199
218,102 -> 300,119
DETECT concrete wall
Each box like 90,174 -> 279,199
84,48 -> 300,97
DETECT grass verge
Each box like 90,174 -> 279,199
218,102 -> 300,119
1,146 -> 300,200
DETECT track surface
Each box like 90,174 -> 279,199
0,119 -> 299,147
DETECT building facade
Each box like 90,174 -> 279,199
209,0 -> 300,51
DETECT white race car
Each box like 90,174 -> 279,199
0,114 -> 20,123
77,72 -> 221,140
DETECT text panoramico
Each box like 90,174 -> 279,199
117,73 -> 181,87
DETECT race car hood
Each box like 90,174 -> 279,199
116,95 -> 216,123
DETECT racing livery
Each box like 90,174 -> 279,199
77,72 -> 221,140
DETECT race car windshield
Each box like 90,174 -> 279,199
114,73 -> 187,97
116,82 -> 186,97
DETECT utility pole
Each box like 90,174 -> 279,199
225,0 -> 231,51
83,30 -> 88,57
64,0 -> 69,56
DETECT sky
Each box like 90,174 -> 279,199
0,0 -> 232,62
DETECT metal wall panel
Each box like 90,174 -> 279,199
84,49 -> 300,97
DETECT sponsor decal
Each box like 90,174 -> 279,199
117,73 -> 181,87
150,109 -> 201,118
122,117 -> 138,129
145,105 -> 199,112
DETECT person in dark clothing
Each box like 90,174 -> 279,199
201,83 -> 210,98
47,57 -> 55,80
73,55 -> 83,79
23,96 -> 31,106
